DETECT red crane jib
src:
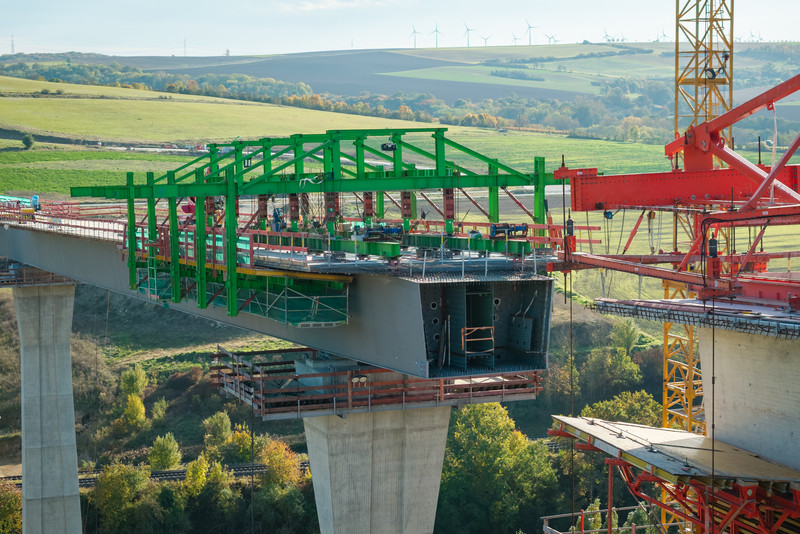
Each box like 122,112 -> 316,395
555,165 -> 800,211
555,72 -> 800,212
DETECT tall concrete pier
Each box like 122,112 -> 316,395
698,328 -> 800,470
304,406 -> 451,534
13,284 -> 81,534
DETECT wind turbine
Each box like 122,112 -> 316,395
463,23 -> 476,48
545,33 -> 559,45
602,28 -> 613,43
410,25 -> 421,49
481,35 -> 491,47
525,19 -> 536,46
660,26 -> 668,42
511,33 -> 521,46
431,23 -> 443,48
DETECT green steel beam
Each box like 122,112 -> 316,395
225,167 -> 238,317
167,171 -> 181,303
126,172 -> 136,290
194,168 -> 208,309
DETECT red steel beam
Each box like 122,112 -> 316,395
458,188 -> 490,218
501,187 -> 535,219
561,165 -> 800,212
418,191 -> 445,218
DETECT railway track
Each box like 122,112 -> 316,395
1,462 -> 309,489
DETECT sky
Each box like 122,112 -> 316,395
1,0 -> 796,57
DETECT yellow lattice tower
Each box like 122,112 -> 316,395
675,0 -> 734,152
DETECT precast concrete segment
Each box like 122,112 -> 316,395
13,284 -> 81,534
0,227 -> 430,374
698,328 -> 800,470
304,406 -> 450,534
1,226 -> 551,378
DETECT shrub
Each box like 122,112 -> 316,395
151,397 -> 168,421
0,482 -> 22,533
202,411 -> 231,449
183,454 -> 208,497
149,433 -> 182,470
121,366 -> 148,398
123,394 -> 147,430
21,133 -> 34,150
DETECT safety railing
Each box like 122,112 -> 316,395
210,348 -> 542,420
541,506 -> 686,534
0,204 -> 126,243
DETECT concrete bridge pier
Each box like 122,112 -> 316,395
304,406 -> 451,534
13,284 -> 81,534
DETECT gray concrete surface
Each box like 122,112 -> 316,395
13,285 -> 81,534
304,406 -> 451,534
699,328 -> 800,470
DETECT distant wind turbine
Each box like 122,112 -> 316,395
481,35 -> 491,47
660,26 -> 668,42
545,33 -> 559,45
463,23 -> 476,48
602,27 -> 613,43
431,23 -> 443,48
410,25 -> 421,48
525,19 -> 536,46
511,33 -> 521,46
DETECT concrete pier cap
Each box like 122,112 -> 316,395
297,357 -> 451,534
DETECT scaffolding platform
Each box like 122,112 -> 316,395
552,416 -> 800,534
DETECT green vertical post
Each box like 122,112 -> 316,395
327,135 -> 342,181
126,172 -> 137,290
355,137 -> 366,178
262,139 -> 273,173
433,130 -> 447,176
293,136 -> 305,175
195,168 -> 208,309
225,168 -> 239,317
488,163 -> 500,223
146,172 -> 158,296
533,157 -> 547,226
392,133 -> 403,178
376,186 -> 385,219
167,171 -> 181,303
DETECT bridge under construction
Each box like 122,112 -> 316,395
3,71 -> 800,534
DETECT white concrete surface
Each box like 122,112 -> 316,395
698,328 -> 800,470
304,406 -> 451,534
13,284 -> 81,534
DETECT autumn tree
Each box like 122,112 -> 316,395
183,454 -> 209,497
581,390 -> 661,427
91,463 -> 152,532
122,394 -> 147,430
436,403 -> 560,534
259,438 -> 303,487
202,411 -> 231,449
580,348 -> 642,402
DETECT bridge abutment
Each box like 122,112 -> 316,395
13,284 -> 81,534
304,406 -> 450,534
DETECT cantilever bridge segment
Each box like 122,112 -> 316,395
1,128 -> 576,534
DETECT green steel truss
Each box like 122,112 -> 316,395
72,128 -> 561,324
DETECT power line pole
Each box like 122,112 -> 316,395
11,35 -> 15,55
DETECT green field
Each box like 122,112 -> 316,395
383,65 -> 605,95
